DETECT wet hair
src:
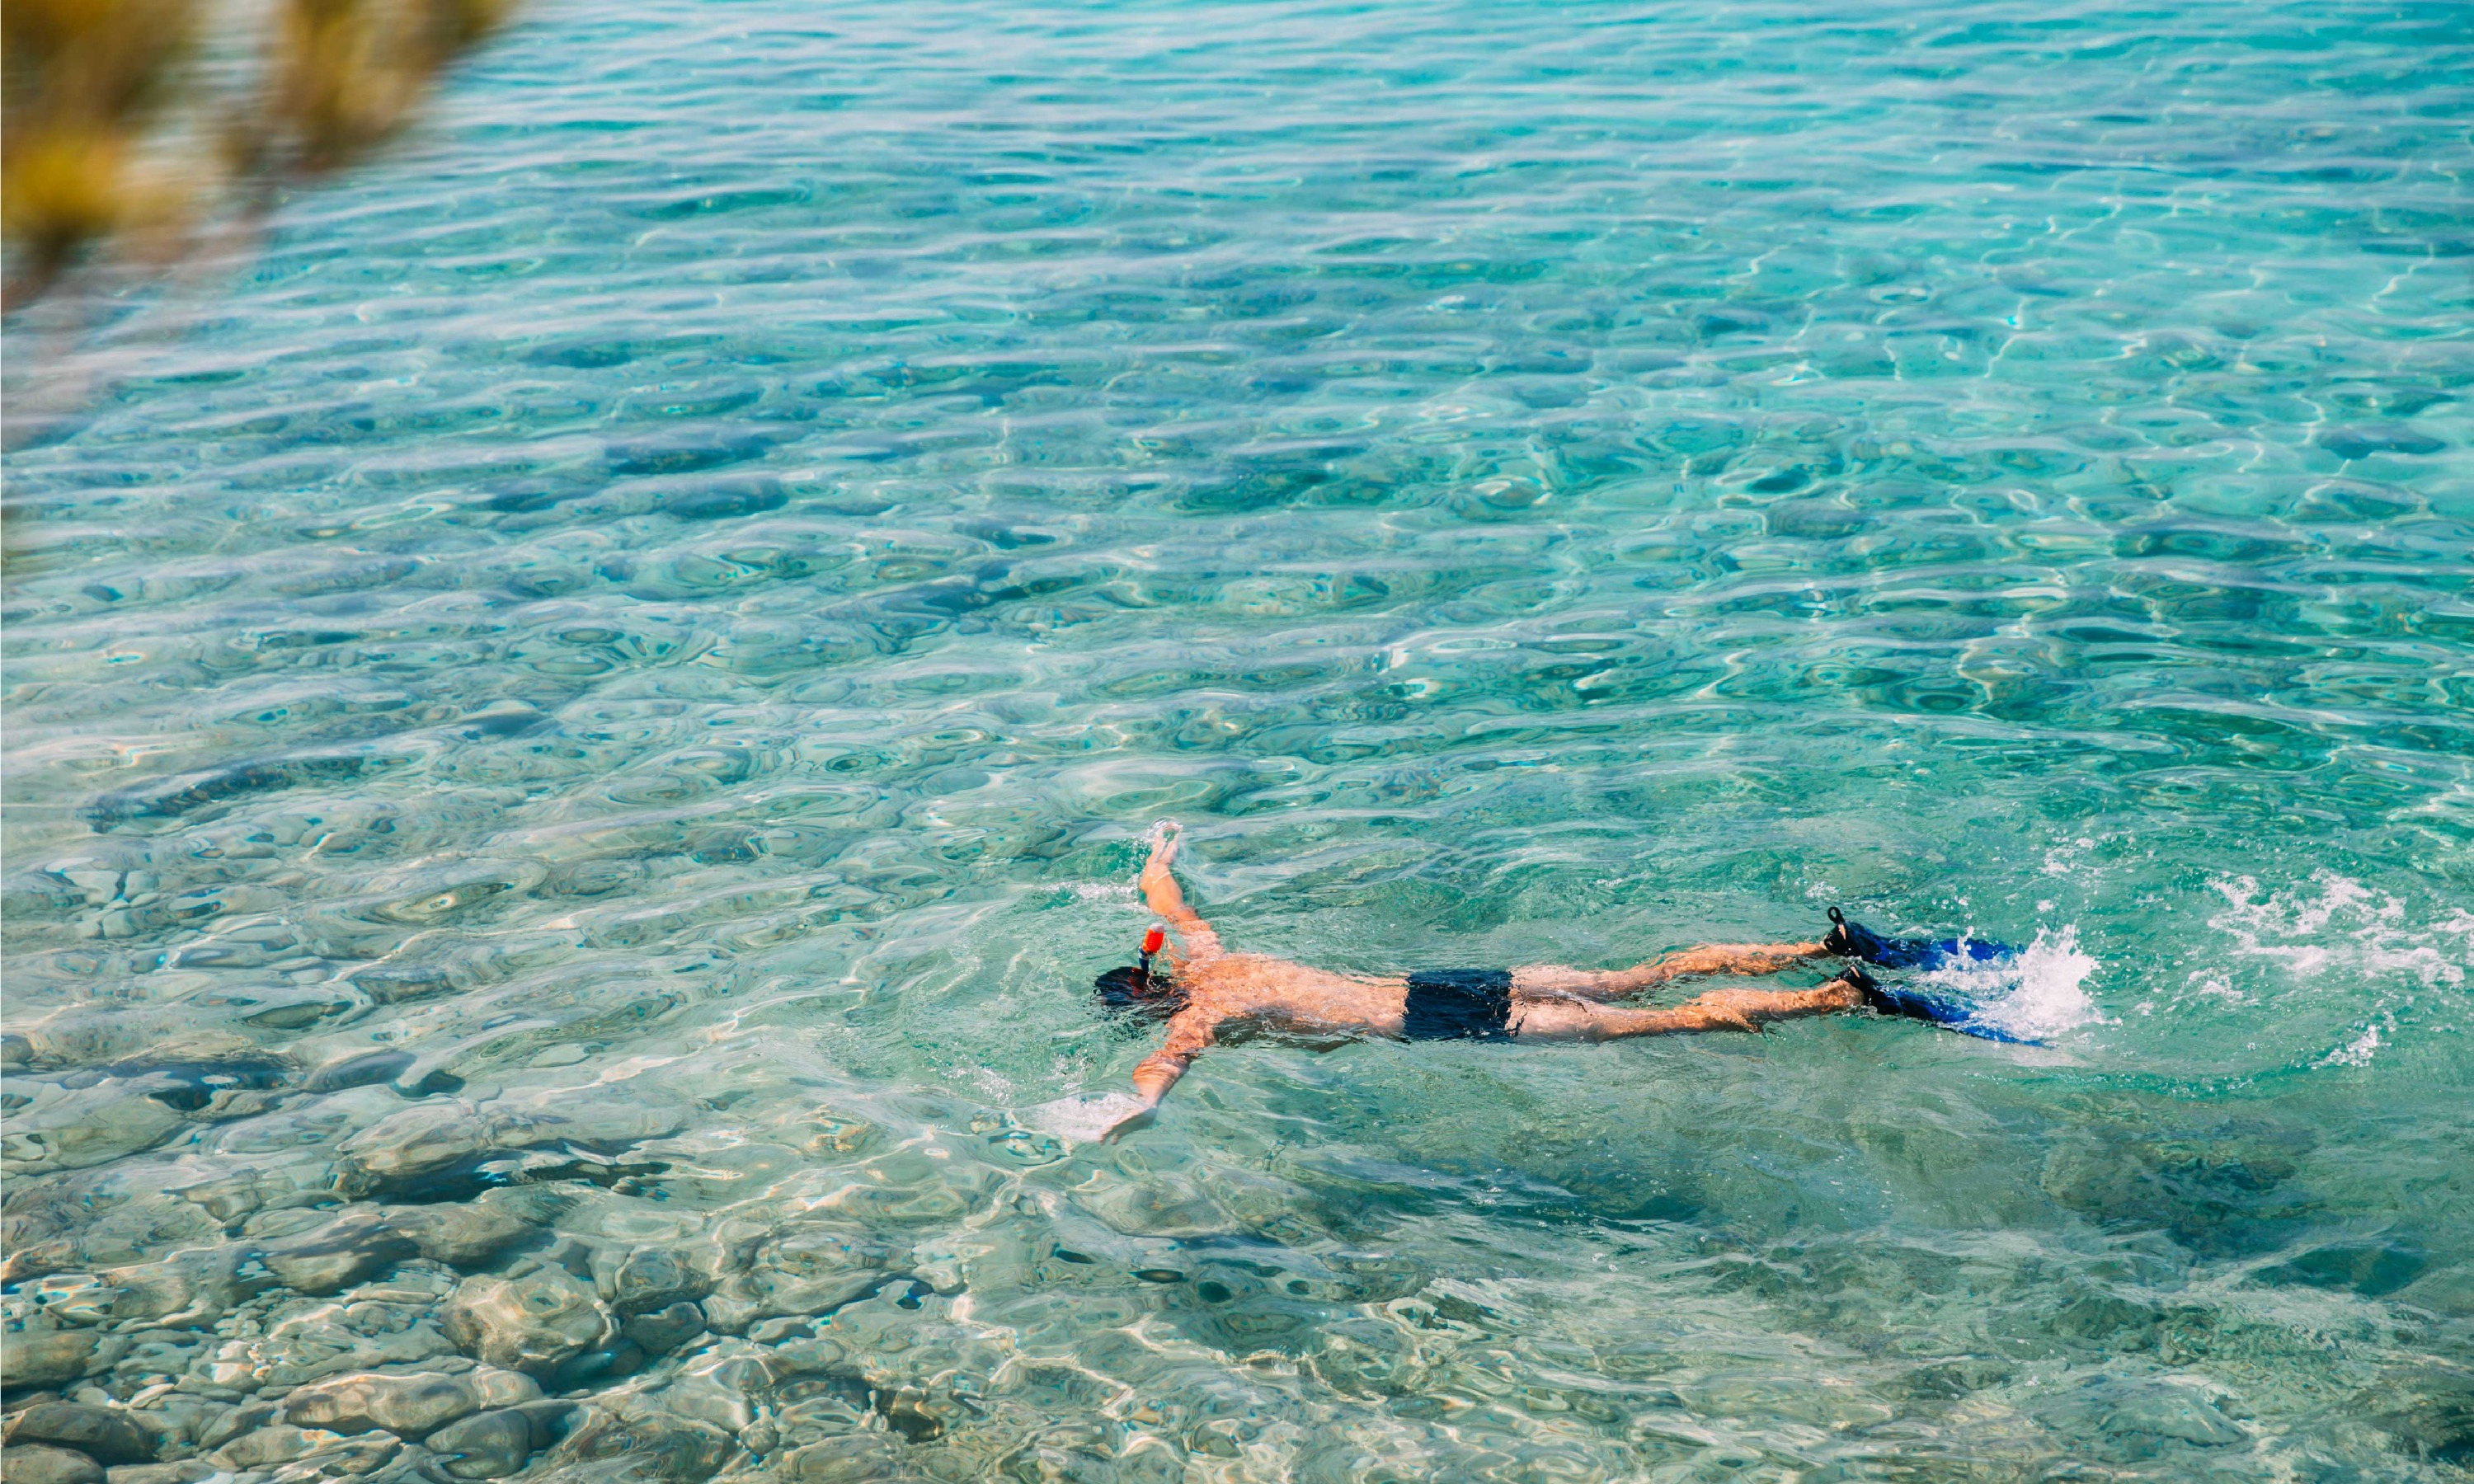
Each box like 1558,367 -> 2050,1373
1092,965 -> 1184,1023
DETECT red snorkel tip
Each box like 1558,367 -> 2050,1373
1141,927 -> 1166,956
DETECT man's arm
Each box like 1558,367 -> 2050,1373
1138,823 -> 1221,962
1104,1005 -> 1216,1140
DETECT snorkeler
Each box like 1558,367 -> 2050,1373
1091,824 -> 1896,1140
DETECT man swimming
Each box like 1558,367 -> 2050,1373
1094,824 -> 1887,1139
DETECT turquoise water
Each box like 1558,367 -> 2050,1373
5,0 -> 2471,1478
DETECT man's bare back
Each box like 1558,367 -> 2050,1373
1100,824 -> 1872,1139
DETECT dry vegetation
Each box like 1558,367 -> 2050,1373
2,0 -> 518,311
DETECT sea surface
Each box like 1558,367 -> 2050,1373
4,1 -> 2471,1479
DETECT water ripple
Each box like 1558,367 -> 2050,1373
6,0 -> 2472,1479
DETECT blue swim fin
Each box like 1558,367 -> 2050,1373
1825,907 -> 2015,973
1829,924 -> 2041,1045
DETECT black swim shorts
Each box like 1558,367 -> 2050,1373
1402,969 -> 1515,1041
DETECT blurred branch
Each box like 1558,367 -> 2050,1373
252,0 -> 517,183
2,0 -> 198,310
2,0 -> 518,441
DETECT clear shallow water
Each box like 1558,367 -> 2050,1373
4,0 -> 2471,1478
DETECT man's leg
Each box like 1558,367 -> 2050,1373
1512,941 -> 1826,1001
1509,975 -> 1863,1040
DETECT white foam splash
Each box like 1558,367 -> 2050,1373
2316,1021 -> 2384,1068
1918,926 -> 2102,1043
2185,973 -> 2249,1005
2208,871 -> 2467,989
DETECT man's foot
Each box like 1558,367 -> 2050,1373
1832,963 -> 1945,1026
1824,963 -> 1882,1008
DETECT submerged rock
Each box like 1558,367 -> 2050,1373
108,1398 -> 223,1464
2039,1115 -> 2315,1256
90,1250 -> 261,1328
440,1270 -> 614,1375
173,1159 -> 336,1230
547,1403 -> 734,1484
591,1245 -> 711,1316
620,1301 -> 708,1359
332,1102 -> 507,1192
547,1337 -> 647,1392
0,1237 -> 83,1286
205,1425 -> 349,1471
280,1369 -> 531,1439
314,1434 -> 403,1476
3,1327 -> 107,1389
194,1403 -> 280,1454
778,1435 -> 900,1483
97,1465 -> 214,1484
2037,1378 -> 2249,1463
99,1464 -> 214,1484
252,1195 -> 546,1296
657,1350 -> 780,1437
423,1408 -> 534,1480
346,965 -> 457,1007
85,753 -> 372,829
766,1336 -> 850,1378
0,1445 -> 106,1484
263,1212 -> 412,1297
332,1097 -> 680,1199
385,1194 -> 542,1270
4,1169 -> 233,1287
2,1404 -> 162,1464
217,1284 -> 463,1391
0,1082 -> 188,1177
304,1050 -> 419,1094
699,1226 -> 902,1335
2396,1266 -> 2474,1320
1889,1357 -> 2015,1400
2257,1238 -> 2427,1298
2100,1391 -> 2245,1449
507,1400 -> 585,1451
2366,1366 -> 2474,1466
2,1021 -> 251,1074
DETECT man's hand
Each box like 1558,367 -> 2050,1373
1102,1101 -> 1158,1142
1144,819 -> 1182,871
1140,822 -> 1182,899
1136,823 -> 1220,959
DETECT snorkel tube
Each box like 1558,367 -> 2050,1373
1093,926 -> 1181,1021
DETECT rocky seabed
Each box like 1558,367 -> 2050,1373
2,1043 -> 1371,1484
